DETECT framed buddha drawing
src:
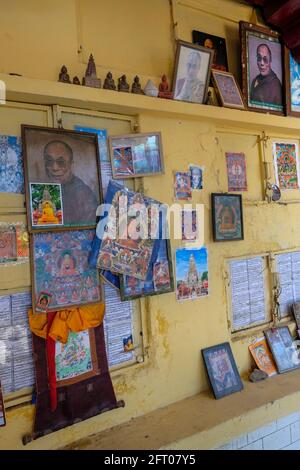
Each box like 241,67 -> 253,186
211,193 -> 244,242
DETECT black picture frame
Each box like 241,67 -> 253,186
264,326 -> 300,374
211,193 -> 244,242
202,342 -> 243,399
192,30 -> 228,72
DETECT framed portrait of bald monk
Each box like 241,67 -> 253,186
240,22 -> 284,115
172,40 -> 214,105
22,125 -> 102,231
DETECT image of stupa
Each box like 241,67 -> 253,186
186,254 -> 200,288
82,54 -> 101,88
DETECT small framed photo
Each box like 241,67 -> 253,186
248,336 -> 277,377
239,21 -> 284,115
192,30 -> 228,72
264,326 -> 300,373
211,193 -> 244,242
172,40 -> 214,104
108,132 -> 164,179
22,125 -> 102,231
211,70 -> 245,109
285,47 -> 300,117
202,342 -> 243,399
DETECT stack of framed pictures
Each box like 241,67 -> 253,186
22,125 -> 103,313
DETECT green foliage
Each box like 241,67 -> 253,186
31,184 -> 62,210
201,271 -> 208,282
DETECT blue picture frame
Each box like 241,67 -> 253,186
202,342 -> 243,399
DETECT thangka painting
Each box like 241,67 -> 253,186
225,152 -> 247,191
97,184 -> 159,280
0,224 -> 17,263
120,239 -> 174,300
0,135 -> 24,194
32,229 -> 101,312
56,330 -> 98,385
211,193 -> 244,241
175,246 -> 208,301
273,142 -> 300,190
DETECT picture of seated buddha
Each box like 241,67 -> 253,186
37,200 -> 59,225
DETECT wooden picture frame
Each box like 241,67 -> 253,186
284,46 -> 300,117
108,132 -> 164,179
211,70 -> 245,110
22,125 -> 102,231
211,193 -> 244,242
55,329 -> 99,387
31,229 -> 101,313
172,40 -> 214,105
264,326 -> 300,374
202,342 -> 243,399
239,21 -> 284,115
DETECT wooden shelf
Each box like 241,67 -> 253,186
2,73 -> 300,134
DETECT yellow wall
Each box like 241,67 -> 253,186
0,0 -> 299,449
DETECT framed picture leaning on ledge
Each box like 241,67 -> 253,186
211,70 -> 245,110
239,21 -> 284,115
172,40 -> 214,105
202,342 -> 243,399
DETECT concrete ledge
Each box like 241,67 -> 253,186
61,368 -> 300,450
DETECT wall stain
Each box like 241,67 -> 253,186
156,310 -> 170,358
114,378 -> 136,396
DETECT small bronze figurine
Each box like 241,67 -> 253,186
58,65 -> 71,84
158,74 -> 173,99
118,75 -> 129,92
73,76 -> 81,85
82,54 -> 101,88
131,75 -> 144,94
103,72 -> 116,90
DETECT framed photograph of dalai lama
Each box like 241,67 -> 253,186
240,21 -> 284,115
172,40 -> 214,104
22,125 -> 102,231
211,193 -> 244,242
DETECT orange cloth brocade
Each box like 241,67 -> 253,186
28,303 -> 105,343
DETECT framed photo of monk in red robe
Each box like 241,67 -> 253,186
240,22 -> 285,115
22,125 -> 102,231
